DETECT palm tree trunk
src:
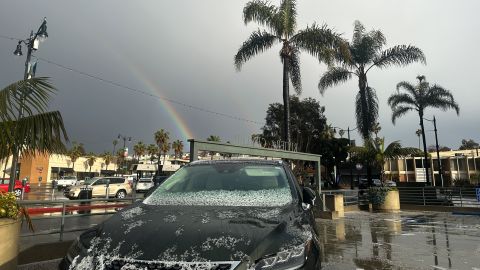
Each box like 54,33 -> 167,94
282,55 -> 291,145
419,111 -> 431,185
157,149 -> 162,174
2,155 -> 9,180
358,72 -> 371,140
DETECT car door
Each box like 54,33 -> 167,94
92,178 -> 108,197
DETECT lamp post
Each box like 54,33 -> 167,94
332,126 -> 358,189
8,18 -> 48,192
424,116 -> 443,187
118,134 -> 131,172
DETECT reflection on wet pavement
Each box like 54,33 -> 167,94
317,211 -> 480,270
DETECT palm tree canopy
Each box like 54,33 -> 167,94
388,77 -> 460,124
206,135 -> 221,142
0,78 -> 68,159
319,21 -> 425,139
86,153 -> 97,167
154,129 -> 170,147
235,0 -> 344,94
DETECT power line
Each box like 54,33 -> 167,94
35,56 -> 264,125
1,33 -> 263,125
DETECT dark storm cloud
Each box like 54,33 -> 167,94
0,0 -> 478,152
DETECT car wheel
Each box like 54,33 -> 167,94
14,188 -> 22,197
116,190 -> 126,199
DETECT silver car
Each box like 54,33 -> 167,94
135,177 -> 154,192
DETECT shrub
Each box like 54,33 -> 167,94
0,191 -> 33,231
367,187 -> 395,205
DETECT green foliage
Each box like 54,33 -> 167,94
367,187 -> 394,205
459,139 -> 479,150
0,78 -> 68,159
320,21 -> 425,139
0,191 -> 19,219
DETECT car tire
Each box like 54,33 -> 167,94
14,188 -> 22,197
116,190 -> 126,199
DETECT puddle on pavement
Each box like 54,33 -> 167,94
316,211 -> 480,270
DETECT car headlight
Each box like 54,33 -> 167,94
249,240 -> 312,270
66,227 -> 99,261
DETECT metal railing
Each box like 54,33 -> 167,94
397,187 -> 480,208
320,187 -> 480,209
18,198 -> 135,241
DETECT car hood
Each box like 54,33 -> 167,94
78,203 -> 313,264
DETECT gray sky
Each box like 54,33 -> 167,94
1,0 -> 479,153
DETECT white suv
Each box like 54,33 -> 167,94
67,177 -> 132,199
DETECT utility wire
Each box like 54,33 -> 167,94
1,33 -> 264,125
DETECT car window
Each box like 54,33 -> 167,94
108,178 -> 122,184
144,163 -> 293,207
93,178 -> 107,185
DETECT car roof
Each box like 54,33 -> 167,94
189,159 -> 285,166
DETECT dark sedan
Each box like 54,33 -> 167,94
60,160 -> 319,270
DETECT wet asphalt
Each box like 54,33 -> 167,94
317,211 -> 480,270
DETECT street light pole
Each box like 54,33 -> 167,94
8,18 -> 48,192
332,125 -> 358,189
118,134 -> 131,173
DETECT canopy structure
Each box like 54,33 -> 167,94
188,139 -> 322,194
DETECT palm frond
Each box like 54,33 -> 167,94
390,105 -> 414,124
0,111 -> 68,158
318,67 -> 353,94
288,48 -> 302,94
279,0 -> 297,37
0,78 -> 55,121
395,81 -> 417,97
352,20 -> 365,45
291,23 -> 344,65
355,86 -> 378,139
371,45 -> 426,70
387,92 -> 417,109
234,30 -> 278,70
426,85 -> 460,114
243,0 -> 282,35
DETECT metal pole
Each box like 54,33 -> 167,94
348,127 -> 354,189
60,202 -> 66,241
433,116 -> 444,187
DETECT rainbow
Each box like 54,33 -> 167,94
103,42 -> 195,143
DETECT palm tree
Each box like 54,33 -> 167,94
147,144 -> 158,164
235,0 -> 344,143
115,149 -> 125,172
350,137 -> 422,184
68,142 -> 84,171
101,152 -> 113,171
154,129 -> 170,173
172,140 -> 184,159
161,143 -> 171,165
86,153 -> 97,174
112,139 -> 118,155
206,135 -> 221,160
319,21 -> 426,140
133,141 -> 146,164
372,122 -> 382,138
0,78 -> 68,191
388,75 -> 459,185
415,129 -> 422,149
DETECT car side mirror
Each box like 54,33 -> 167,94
302,187 -> 316,207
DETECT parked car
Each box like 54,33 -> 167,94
135,177 -> 154,193
66,177 -> 132,199
359,178 -> 382,189
385,180 -> 397,187
60,160 -> 319,270
0,179 -> 30,196
56,176 -> 78,190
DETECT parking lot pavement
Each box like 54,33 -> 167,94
317,211 -> 480,270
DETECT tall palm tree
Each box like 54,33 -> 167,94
68,142 -> 84,171
0,78 -> 68,191
206,135 -> 221,160
235,0 -> 344,143
101,151 -> 113,171
147,144 -> 158,164
372,122 -> 382,138
161,143 -> 171,165
388,75 -> 459,185
112,139 -> 118,155
133,141 -> 146,164
86,153 -> 97,174
154,129 -> 169,173
172,140 -> 184,159
319,21 -> 426,140
415,129 -> 422,149
350,137 -> 422,184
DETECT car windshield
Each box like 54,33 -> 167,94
144,163 -> 293,207
83,177 -> 100,185
139,178 -> 152,182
